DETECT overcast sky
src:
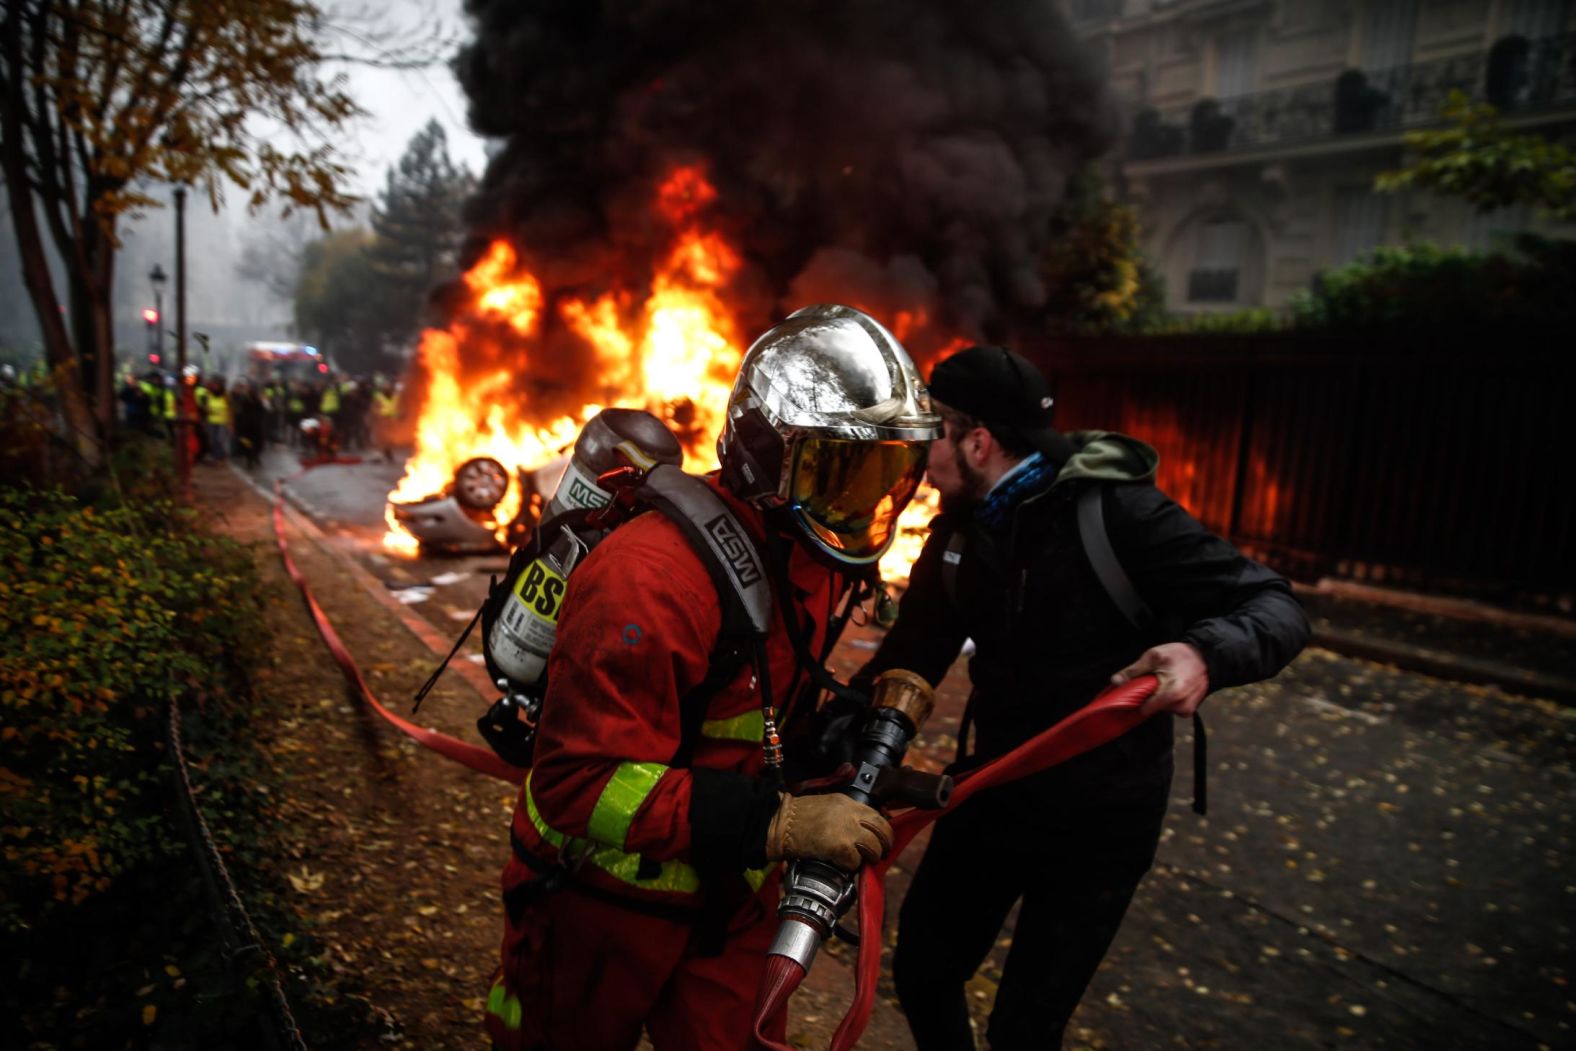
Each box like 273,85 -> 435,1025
329,0 -> 491,197
77,1 -> 495,357
2,3 -> 485,358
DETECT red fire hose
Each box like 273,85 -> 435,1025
271,467 -> 523,785
752,675 -> 1159,1051
272,461 -> 1158,1043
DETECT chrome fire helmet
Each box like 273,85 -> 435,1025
717,304 -> 941,566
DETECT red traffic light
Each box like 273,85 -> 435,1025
317,362 -> 328,373
149,353 -> 161,365
142,308 -> 159,325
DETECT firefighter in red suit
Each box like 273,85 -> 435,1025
485,305 -> 942,1051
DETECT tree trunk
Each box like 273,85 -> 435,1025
85,219 -> 117,441
2,182 -> 102,470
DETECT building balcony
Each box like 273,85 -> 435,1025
1125,32 -> 1576,167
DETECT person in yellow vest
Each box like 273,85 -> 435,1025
372,381 -> 401,463
318,376 -> 341,429
162,376 -> 179,443
203,376 -> 233,463
286,381 -> 310,448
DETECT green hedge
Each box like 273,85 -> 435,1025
1285,236 -> 1576,331
0,463 -> 386,1046
1120,236 -> 1576,336
0,487 -> 264,932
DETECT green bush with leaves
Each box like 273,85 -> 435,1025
1285,236 -> 1576,331
1137,306 -> 1288,335
0,487 -> 264,932
1376,90 -> 1576,221
1039,168 -> 1168,334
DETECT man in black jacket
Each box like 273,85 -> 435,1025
860,345 -> 1309,1049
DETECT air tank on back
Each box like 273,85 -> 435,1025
485,408 -> 684,694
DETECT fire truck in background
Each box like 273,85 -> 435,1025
243,341 -> 331,383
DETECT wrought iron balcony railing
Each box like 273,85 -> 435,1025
1126,32 -> 1576,162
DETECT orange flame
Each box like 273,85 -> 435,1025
386,163 -> 947,582
466,241 -> 543,335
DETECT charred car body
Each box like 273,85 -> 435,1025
388,454 -> 569,554
387,409 -> 681,555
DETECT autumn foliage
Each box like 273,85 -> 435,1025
0,486 -> 264,931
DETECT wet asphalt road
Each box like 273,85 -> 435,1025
257,449 -> 1574,1049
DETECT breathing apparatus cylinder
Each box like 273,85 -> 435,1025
767,669 -> 946,972
542,409 -> 681,521
484,409 -> 683,694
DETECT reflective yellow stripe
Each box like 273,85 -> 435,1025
700,710 -> 765,742
589,844 -> 702,893
587,762 -> 667,849
523,772 -> 776,896
487,980 -> 522,1031
522,771 -> 566,847
524,770 -> 698,893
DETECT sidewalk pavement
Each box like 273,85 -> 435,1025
1294,579 -> 1576,705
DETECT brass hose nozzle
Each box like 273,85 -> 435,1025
871,668 -> 935,732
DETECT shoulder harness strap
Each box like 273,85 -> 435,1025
1077,483 -> 1206,816
636,465 -> 774,769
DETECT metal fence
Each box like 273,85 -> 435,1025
1018,332 -> 1571,596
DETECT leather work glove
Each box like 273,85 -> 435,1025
764,792 -> 893,871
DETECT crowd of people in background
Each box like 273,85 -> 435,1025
117,367 -> 404,468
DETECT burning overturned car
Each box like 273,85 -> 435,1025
388,453 -> 568,554
385,407 -> 683,554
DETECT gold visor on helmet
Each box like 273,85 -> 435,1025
789,438 -> 927,564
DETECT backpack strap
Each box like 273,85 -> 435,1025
1076,484 -> 1154,632
635,466 -> 774,768
1077,483 -> 1206,816
638,465 -> 772,637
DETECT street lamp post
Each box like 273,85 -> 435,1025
148,263 -> 167,360
173,185 -> 192,497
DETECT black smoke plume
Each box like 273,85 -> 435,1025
453,0 -> 1116,361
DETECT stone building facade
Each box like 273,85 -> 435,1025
1065,0 -> 1576,311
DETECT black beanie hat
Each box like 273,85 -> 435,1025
927,345 -> 1072,463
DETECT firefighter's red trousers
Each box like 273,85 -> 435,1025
487,878 -> 786,1051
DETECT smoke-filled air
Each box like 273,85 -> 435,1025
450,0 -> 1117,391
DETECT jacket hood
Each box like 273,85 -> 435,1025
1050,430 -> 1158,488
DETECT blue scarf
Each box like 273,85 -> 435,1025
976,452 -> 1059,532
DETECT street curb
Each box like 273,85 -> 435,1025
1310,625 -> 1576,705
230,464 -> 500,702
1295,579 -> 1576,639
